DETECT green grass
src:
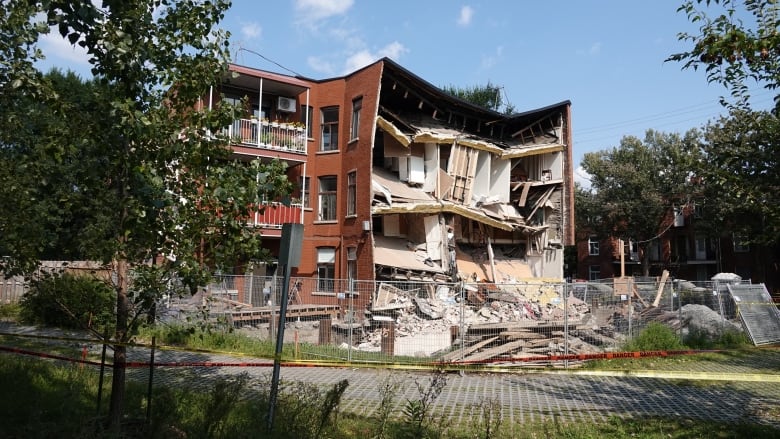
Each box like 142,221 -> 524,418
0,302 -> 21,320
0,354 -> 777,438
135,322 -> 433,365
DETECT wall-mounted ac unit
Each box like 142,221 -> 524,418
277,97 -> 296,112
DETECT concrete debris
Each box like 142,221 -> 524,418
345,278 -> 748,362
359,281 -> 608,360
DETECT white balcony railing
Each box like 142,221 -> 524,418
224,119 -> 307,154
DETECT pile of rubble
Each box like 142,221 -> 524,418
354,281 -> 618,361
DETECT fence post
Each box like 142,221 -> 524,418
459,281 -> 465,362
95,328 -> 109,419
380,321 -> 394,356
318,318 -> 332,345
627,278 -> 633,340
563,281 -> 569,369
146,336 -> 156,424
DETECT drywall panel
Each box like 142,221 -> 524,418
424,215 -> 442,260
490,156 -> 511,203
423,142 -> 438,192
471,150 -> 491,206
408,156 -> 425,184
383,214 -> 401,237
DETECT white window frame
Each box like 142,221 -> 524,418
588,236 -> 599,256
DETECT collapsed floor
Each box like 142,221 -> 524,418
340,280 -> 749,362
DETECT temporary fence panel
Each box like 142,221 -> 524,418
729,283 -> 780,346
162,275 -> 756,368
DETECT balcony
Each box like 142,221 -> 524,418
249,201 -> 303,232
225,119 -> 307,154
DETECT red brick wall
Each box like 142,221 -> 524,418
288,61 -> 383,286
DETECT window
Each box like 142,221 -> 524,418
299,176 -> 310,209
318,176 -> 337,221
317,247 -> 336,292
624,240 -> 638,261
300,104 -> 313,138
588,236 -> 599,256
693,202 -> 703,219
221,95 -> 243,114
648,240 -> 661,261
320,107 -> 339,151
733,233 -> 750,253
350,97 -> 362,140
346,170 -> 356,216
588,265 -> 601,281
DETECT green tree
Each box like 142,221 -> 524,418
580,130 -> 701,276
0,0 -> 292,431
668,0 -> 780,113
697,109 -> 780,244
441,81 -> 516,114
669,0 -> 780,247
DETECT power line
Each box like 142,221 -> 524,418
575,94 -> 775,147
234,47 -> 303,77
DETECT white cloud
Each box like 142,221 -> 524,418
377,41 -> 407,60
577,42 -> 602,56
574,166 -> 592,190
295,0 -> 354,26
480,45 -> 503,70
39,31 -> 91,67
342,41 -> 408,74
241,22 -> 262,39
457,6 -> 474,27
307,55 -> 336,75
343,50 -> 375,73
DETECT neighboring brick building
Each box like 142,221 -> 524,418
576,203 -> 780,293
210,58 -> 574,304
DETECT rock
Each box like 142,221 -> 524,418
680,304 -> 741,336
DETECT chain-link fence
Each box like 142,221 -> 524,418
157,274 -> 760,367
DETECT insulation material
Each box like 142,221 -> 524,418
376,115 -> 411,147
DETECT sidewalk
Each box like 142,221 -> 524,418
123,346 -> 780,428
3,322 -> 780,427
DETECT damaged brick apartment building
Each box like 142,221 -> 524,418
209,58 -> 574,305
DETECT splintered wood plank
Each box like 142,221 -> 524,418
460,339 -> 527,362
518,182 -> 531,207
652,270 -> 669,307
499,331 -> 547,340
439,335 -> 499,362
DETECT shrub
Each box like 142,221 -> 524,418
0,303 -> 21,321
624,322 -> 684,351
685,326 -> 751,349
20,272 -> 114,330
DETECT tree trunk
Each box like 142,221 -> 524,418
641,244 -> 651,277
108,258 -> 129,432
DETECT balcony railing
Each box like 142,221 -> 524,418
249,201 -> 303,228
224,119 -> 307,154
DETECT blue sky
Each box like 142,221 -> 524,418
37,1 -> 775,185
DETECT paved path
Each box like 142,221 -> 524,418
125,348 -> 780,428
3,323 -> 780,429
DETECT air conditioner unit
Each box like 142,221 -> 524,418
277,97 -> 296,112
